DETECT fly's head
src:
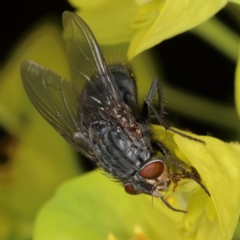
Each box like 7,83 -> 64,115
124,159 -> 170,197
123,156 -> 197,213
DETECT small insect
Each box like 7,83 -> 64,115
21,11 -> 209,213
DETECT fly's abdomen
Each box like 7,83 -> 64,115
90,121 -> 150,180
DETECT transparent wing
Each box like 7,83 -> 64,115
62,11 -> 122,107
21,60 -> 90,153
21,12 -> 132,161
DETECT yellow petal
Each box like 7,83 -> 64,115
70,0 -> 109,9
73,0 -> 137,44
174,132 -> 240,239
152,125 -> 240,239
106,233 -> 118,240
128,0 -> 228,58
34,125 -> 240,240
69,0 -> 228,59
131,225 -> 149,240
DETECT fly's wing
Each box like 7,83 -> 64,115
21,61 -> 95,159
62,11 -> 123,108
21,12 -> 132,163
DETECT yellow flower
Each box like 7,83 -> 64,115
33,126 -> 240,240
69,0 -> 234,59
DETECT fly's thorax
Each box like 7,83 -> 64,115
110,64 -> 137,110
124,159 -> 170,195
79,74 -> 138,134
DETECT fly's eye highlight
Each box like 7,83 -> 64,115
124,184 -> 139,195
139,161 -> 165,179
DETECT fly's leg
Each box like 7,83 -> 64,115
171,172 -> 182,192
139,78 -> 205,144
152,141 -> 210,196
139,78 -> 210,195
152,191 -> 187,213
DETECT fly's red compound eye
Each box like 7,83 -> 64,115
124,184 -> 139,195
140,161 -> 165,179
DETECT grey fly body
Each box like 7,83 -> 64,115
21,11 -> 209,213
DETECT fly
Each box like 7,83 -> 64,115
21,11 -> 210,213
